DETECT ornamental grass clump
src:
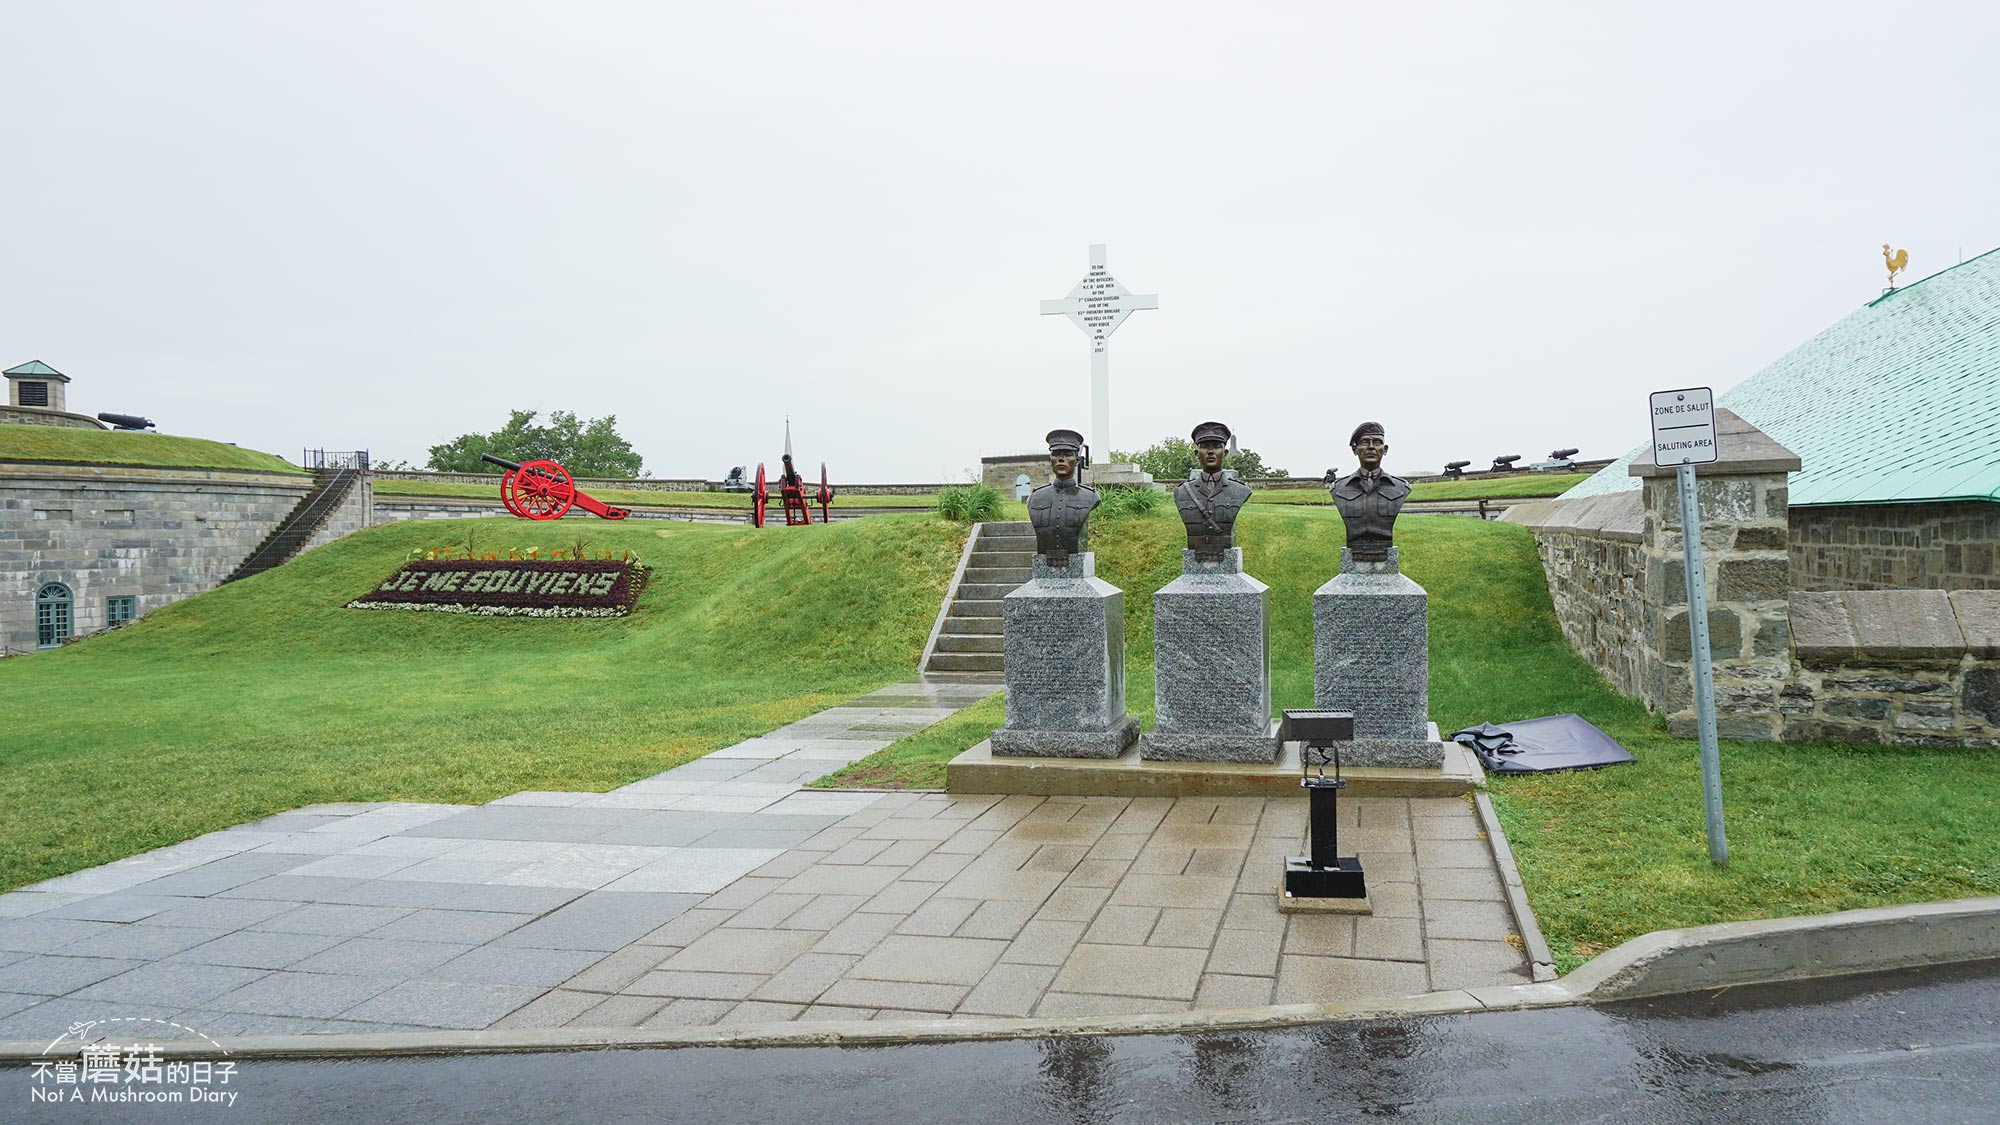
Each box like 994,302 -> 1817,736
1094,484 -> 1167,518
935,483 -> 1002,522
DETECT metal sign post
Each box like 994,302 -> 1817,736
1650,387 -> 1728,866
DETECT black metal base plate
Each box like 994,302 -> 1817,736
1283,855 -> 1368,899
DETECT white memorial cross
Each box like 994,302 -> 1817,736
1040,244 -> 1159,460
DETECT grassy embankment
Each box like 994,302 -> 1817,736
0,422 -> 302,474
0,515 -> 963,892
1245,472 -> 1594,505
820,504 -> 2000,970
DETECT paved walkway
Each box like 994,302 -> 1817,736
0,682 -> 1527,1041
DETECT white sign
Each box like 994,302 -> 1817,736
1040,244 -> 1158,459
1650,386 -> 1718,466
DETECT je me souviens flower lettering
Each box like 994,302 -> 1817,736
346,560 -> 646,617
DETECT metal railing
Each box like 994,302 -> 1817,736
302,449 -> 370,472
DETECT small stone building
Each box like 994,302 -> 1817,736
2,360 -> 104,429
1511,248 -> 2000,746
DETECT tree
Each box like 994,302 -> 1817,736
426,410 -> 647,478
1111,436 -> 1289,480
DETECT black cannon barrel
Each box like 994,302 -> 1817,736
1444,460 -> 1472,470
479,453 -> 525,472
97,412 -> 154,431
1550,447 -> 1580,459
1492,454 -> 1522,465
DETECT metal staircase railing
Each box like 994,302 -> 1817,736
223,454 -> 368,584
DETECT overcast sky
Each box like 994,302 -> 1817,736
6,3 -> 1995,482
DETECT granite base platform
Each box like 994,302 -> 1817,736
947,737 -> 1480,798
1145,548 -> 1274,764
1299,722 -> 1448,769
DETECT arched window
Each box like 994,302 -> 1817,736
36,583 -> 72,648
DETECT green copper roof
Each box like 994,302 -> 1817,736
3,359 -> 66,381
1564,246 -> 2000,507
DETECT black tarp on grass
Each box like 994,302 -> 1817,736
1450,713 -> 1636,774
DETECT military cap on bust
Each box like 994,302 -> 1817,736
1190,421 -> 1232,447
1045,428 -> 1084,453
1349,421 -> 1386,446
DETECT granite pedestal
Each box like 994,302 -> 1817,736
991,553 -> 1140,758
1142,549 -> 1277,763
1313,548 -> 1446,768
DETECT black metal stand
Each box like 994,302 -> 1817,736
1281,709 -> 1367,901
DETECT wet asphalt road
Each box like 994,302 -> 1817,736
7,961 -> 1998,1124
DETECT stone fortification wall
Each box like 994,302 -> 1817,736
0,463 -> 370,654
1508,415 -> 1999,746
1791,500 -> 2000,591
373,470 -> 947,497
0,406 -> 105,429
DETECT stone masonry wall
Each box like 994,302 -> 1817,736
1791,500 -> 2000,592
0,464 -> 369,654
1782,590 -> 2000,747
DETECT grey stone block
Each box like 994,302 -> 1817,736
1314,550 -> 1429,742
1950,591 -> 2000,658
428,945 -> 605,986
993,553 -> 1137,758
1146,550 -> 1275,764
69,960 -> 270,1008
368,909 -> 534,945
1846,590 -> 1965,659
172,929 -> 348,969
0,955 -> 146,996
203,970 -> 400,1018
290,937 -> 476,977
337,979 -> 544,1029
488,891 -> 703,951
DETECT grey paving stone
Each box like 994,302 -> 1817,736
722,894 -> 811,930
376,857 -> 520,884
599,849 -> 784,894
171,1009 -> 351,1037
749,953 -> 858,1004
124,852 -> 321,897
1275,955 -> 1430,1003
70,961 -> 270,1008
958,963 -> 1059,1017
429,945 -> 605,986
490,892 -> 703,952
313,880 -> 475,909
568,994 -> 671,1028
250,903 -> 412,937
796,1003 -> 877,1022
0,917 -> 124,954
369,910 -> 532,946
718,1000 -> 805,1025
560,945 -> 677,993
0,992 -> 38,1019
1033,991 -> 1191,1018
172,930 -> 348,969
956,900 -> 1041,941
639,997 -> 740,1026
400,806 -> 651,843
660,929 -> 821,975
0,892 -> 92,919
0,998 -> 169,1039
289,938 -> 476,977
817,978 -> 967,1013
1207,928 -> 1283,977
862,881 -> 939,916
1196,973 -> 1275,1009
997,920 -> 1087,967
1050,944 -> 1207,1001
338,979 -> 544,1029
143,897 -> 302,931
63,925 -> 232,961
0,955 -> 147,996
1427,938 -> 1530,991
1353,916 -> 1426,962
1284,915 -> 1355,957
636,908 -> 733,947
490,989 -> 605,1029
40,894 -> 191,924
215,875 -> 368,902
203,971 -> 400,1018
685,828 -> 824,850
625,970 -> 768,1000
897,897 -> 982,937
593,812 -> 752,848
1419,867 -> 1509,902
434,884 -> 588,914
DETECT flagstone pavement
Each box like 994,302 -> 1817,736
0,682 -> 1529,1040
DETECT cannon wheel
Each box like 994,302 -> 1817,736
753,463 -> 768,528
504,459 -> 576,521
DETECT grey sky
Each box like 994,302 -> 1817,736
6,3 -> 1994,482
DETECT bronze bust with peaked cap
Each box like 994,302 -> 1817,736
1175,420 -> 1253,559
1027,428 -> 1097,566
1325,420 -> 1410,561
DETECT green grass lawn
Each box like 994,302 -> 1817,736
1246,472 -> 1592,505
371,478 -> 940,509
819,504 -> 2000,970
0,514 -> 965,891
0,423 -> 302,474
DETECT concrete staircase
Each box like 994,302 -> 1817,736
919,520 -> 1032,680
222,464 -> 364,584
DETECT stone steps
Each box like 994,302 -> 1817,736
922,520 -> 1035,678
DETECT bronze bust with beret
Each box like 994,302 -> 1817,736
1325,421 -> 1410,562
1175,420 -> 1253,560
1026,428 -> 1097,567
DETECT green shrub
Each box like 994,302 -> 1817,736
1094,484 -> 1168,518
935,483 -> 1003,522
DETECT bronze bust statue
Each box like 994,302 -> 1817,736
1324,421 -> 1410,562
1175,420 -> 1252,560
1026,428 -> 1097,566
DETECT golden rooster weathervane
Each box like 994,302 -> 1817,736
1883,243 -> 1909,289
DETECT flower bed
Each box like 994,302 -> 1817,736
346,559 -> 648,618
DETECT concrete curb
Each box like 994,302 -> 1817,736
5,897 -> 1997,1062
1472,791 -> 1559,982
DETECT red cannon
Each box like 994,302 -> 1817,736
480,454 -> 631,520
753,455 -> 834,528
